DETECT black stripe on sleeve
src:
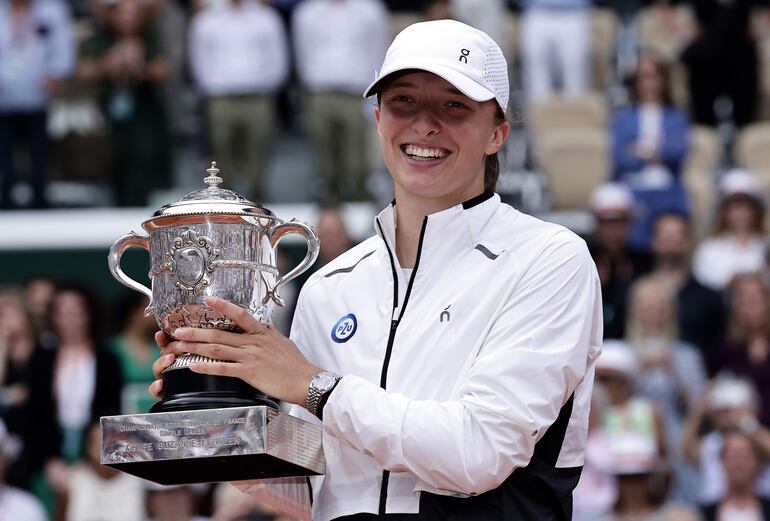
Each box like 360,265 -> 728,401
474,244 -> 498,260
324,250 -> 376,278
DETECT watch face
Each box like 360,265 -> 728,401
313,372 -> 337,391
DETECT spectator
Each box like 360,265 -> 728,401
22,284 -> 122,510
0,290 -> 37,488
588,183 -> 652,339
701,431 -> 770,520
64,422 -> 145,521
0,418 -> 46,521
680,0 -> 765,127
22,275 -> 56,346
611,53 -> 690,252
594,432 -> 669,521
188,0 -> 289,203
0,290 -> 36,462
625,275 -> 706,500
292,0 -> 388,205
710,273 -> 770,424
650,212 -> 726,358
519,0 -> 591,101
76,0 -> 171,207
596,340 -> 668,458
0,0 -> 75,209
681,376 -> 770,504
692,170 -> 766,292
109,292 -> 158,413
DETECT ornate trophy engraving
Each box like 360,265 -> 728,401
101,162 -> 323,484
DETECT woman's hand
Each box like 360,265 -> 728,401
149,332 -> 175,399
149,297 -> 322,407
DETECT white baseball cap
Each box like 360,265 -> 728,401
608,432 -> 660,475
590,183 -> 634,218
596,339 -> 639,379
707,376 -> 758,411
363,19 -> 509,113
719,169 -> 764,202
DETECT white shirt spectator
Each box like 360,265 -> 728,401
188,0 -> 288,96
0,485 -> 47,521
292,0 -> 388,94
66,465 -> 145,521
0,0 -> 75,111
692,235 -> 766,291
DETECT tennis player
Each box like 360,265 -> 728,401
151,19 -> 602,520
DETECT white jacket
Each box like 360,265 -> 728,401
289,193 -> 603,521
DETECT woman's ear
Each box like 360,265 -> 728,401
374,106 -> 382,135
485,120 -> 510,156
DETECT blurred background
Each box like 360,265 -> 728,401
3,0 -> 770,519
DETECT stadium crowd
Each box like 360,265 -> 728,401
4,0 -> 770,519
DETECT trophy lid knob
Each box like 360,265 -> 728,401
204,162 -> 223,188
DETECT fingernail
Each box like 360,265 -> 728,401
174,328 -> 185,338
164,353 -> 175,363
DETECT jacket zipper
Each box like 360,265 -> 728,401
375,216 -> 428,516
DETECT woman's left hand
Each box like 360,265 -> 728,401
168,297 -> 322,407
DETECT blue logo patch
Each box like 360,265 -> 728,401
331,314 -> 357,343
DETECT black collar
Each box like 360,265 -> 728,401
390,191 -> 494,210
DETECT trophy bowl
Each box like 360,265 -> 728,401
102,162 -> 324,484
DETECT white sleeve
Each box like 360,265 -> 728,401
321,235 -> 602,495
47,1 -> 76,79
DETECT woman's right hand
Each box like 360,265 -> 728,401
149,331 -> 176,399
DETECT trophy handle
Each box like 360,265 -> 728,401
108,232 -> 154,314
267,220 -> 319,307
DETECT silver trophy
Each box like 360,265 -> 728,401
101,162 -> 324,484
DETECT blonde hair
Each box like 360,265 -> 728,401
626,275 -> 679,345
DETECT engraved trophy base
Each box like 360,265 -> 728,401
101,406 -> 324,485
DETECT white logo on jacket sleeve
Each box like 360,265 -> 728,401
331,314 -> 357,343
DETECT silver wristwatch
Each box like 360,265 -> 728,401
306,371 -> 341,417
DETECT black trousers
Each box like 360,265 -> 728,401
683,41 -> 758,128
0,110 -> 48,208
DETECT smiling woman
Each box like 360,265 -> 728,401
150,19 -> 602,521
374,72 -> 508,218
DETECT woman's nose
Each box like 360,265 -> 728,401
410,108 -> 441,136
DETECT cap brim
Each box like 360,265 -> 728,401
363,62 -> 496,104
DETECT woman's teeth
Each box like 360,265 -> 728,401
404,145 -> 448,159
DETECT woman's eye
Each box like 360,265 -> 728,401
446,101 -> 468,110
391,95 -> 411,103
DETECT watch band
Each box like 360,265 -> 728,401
306,372 -> 341,417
